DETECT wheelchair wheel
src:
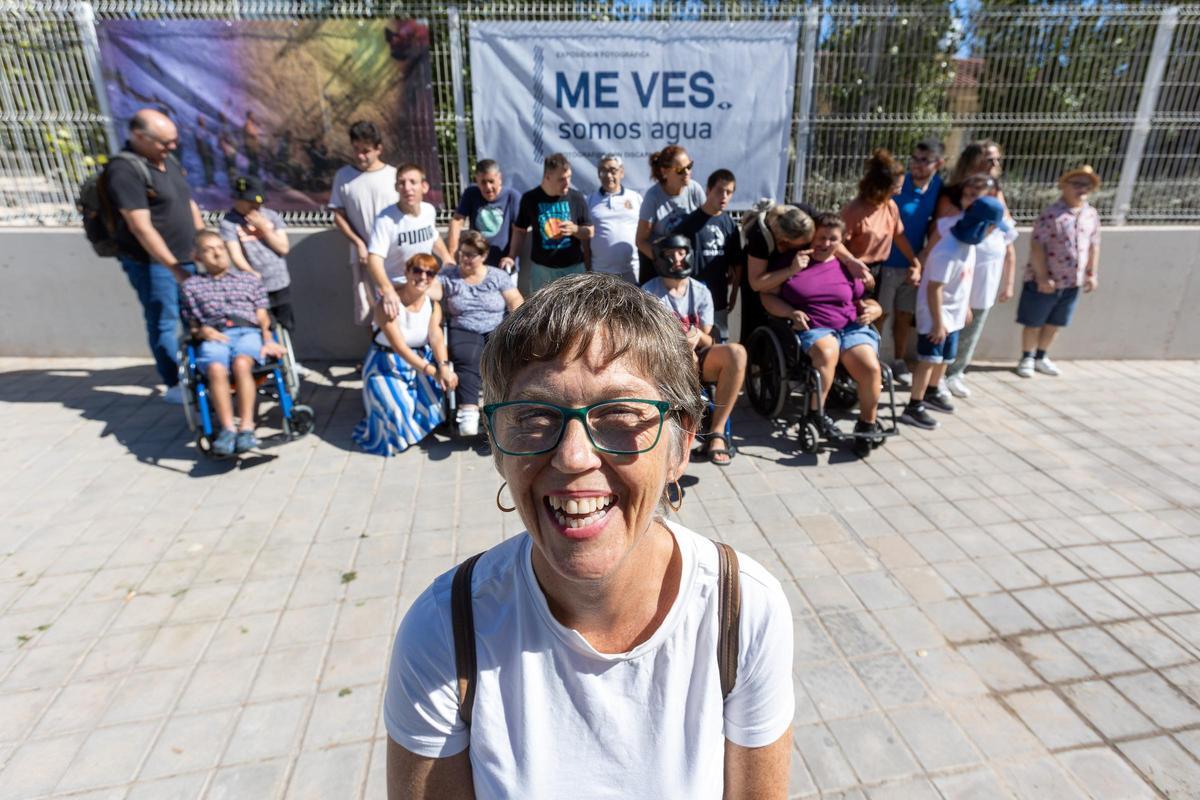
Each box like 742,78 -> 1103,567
276,325 -> 300,399
799,420 -> 820,454
287,404 -> 315,439
178,351 -> 198,432
746,326 -> 788,419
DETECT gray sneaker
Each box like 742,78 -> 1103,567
212,428 -> 237,457
899,402 -> 939,430
235,430 -> 259,453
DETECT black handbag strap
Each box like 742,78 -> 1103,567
450,538 -> 742,727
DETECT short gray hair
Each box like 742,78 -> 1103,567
481,273 -> 704,455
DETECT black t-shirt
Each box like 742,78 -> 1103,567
106,145 -> 196,264
675,208 -> 742,312
514,187 -> 591,269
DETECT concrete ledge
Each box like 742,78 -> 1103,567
2,226 -> 1198,360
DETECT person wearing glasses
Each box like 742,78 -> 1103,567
636,144 -> 706,282
384,273 -> 794,799
876,138 -> 945,386
105,108 -> 206,405
936,139 -> 1008,220
353,253 -> 457,455
439,230 -> 525,437
585,154 -> 643,284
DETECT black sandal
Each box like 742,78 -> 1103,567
702,433 -> 735,466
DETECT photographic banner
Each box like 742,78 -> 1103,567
96,19 -> 442,211
468,21 -> 799,207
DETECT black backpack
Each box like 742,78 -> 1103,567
77,151 -> 155,258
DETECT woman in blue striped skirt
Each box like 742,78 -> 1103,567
353,254 -> 458,455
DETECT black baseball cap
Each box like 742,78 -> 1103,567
233,175 -> 265,203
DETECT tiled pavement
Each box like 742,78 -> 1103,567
1,357 -> 1199,799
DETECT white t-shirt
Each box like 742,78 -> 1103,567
917,231 -> 976,334
385,522 -> 794,799
587,187 -> 643,279
329,164 -> 398,264
936,214 -> 1019,310
368,202 -> 439,283
373,294 -> 432,349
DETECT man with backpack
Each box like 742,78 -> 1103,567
103,109 -> 205,404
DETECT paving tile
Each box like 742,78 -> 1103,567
1058,626 -> 1145,675
1005,689 -> 1101,750
1060,680 -> 1157,739
957,642 -> 1042,692
1057,747 -> 1157,800
1000,756 -> 1090,800
798,660 -> 877,720
793,723 -> 859,793
851,653 -> 929,708
888,705 -> 980,772
922,600 -> 991,644
1112,671 -> 1200,729
828,713 -> 921,785
0,733 -> 85,798
1119,736 -> 1200,799
1104,619 -> 1193,669
56,720 -> 159,792
946,696 -> 1044,761
284,741 -> 370,800
967,593 -> 1042,636
140,707 -> 238,780
1012,587 -> 1091,629
822,612 -> 895,658
933,768 -> 1011,800
1015,633 -> 1094,683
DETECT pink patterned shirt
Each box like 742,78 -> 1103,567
1025,199 -> 1101,289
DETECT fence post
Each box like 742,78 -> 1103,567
74,1 -> 117,156
1113,5 -> 1179,225
447,6 -> 470,199
791,5 -> 819,204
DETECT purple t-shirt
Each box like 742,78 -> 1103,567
778,257 -> 864,331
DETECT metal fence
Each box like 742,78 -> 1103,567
2,1 -> 1199,226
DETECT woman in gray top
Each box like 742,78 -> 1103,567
440,230 -> 524,436
635,144 -> 706,272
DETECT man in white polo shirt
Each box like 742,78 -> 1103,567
585,154 -> 643,285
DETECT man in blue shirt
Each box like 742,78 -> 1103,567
879,138 -> 944,384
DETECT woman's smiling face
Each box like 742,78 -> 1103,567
496,334 -> 689,586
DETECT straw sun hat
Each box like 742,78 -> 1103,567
1059,164 -> 1101,190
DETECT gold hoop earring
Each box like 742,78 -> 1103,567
665,479 -> 684,513
496,482 -> 516,513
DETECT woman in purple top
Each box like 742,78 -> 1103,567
761,213 -> 884,440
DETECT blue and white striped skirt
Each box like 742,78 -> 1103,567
352,345 -> 446,456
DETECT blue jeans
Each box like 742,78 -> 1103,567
119,257 -> 195,386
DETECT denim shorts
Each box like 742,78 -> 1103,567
916,330 -> 961,364
195,327 -> 265,373
1016,281 -> 1081,328
797,322 -> 880,354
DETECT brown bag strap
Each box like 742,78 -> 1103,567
714,540 -> 741,699
449,541 -> 742,728
451,552 -> 484,726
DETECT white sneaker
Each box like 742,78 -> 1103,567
1016,356 -> 1035,378
163,384 -> 185,405
457,408 -> 480,437
945,374 -> 971,398
1034,357 -> 1061,376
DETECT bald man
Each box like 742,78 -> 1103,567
107,109 -> 205,403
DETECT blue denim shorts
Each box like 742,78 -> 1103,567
1016,281 -> 1081,328
196,327 -> 265,373
916,330 -> 961,364
797,322 -> 880,354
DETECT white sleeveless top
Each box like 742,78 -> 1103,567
375,294 -> 432,349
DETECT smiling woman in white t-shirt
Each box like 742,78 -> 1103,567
385,274 -> 794,799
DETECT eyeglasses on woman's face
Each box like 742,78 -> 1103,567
673,162 -> 695,176
483,399 -> 672,456
407,265 -> 438,279
457,249 -> 485,261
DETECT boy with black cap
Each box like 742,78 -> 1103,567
902,195 -> 1011,430
219,176 -> 301,367
642,235 -> 746,465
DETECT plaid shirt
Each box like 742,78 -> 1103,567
181,270 -> 268,329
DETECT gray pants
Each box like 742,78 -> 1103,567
946,305 -> 991,378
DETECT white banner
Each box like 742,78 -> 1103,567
468,21 -> 799,209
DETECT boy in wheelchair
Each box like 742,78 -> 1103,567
759,214 -> 888,453
181,230 -> 286,456
643,234 -> 747,465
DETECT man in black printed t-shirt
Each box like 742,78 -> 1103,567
507,153 -> 594,294
106,108 -> 205,404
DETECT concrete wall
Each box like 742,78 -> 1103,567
2,226 -> 1198,360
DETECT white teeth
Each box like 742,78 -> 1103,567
547,494 -> 616,526
565,499 -> 580,514
548,496 -> 563,510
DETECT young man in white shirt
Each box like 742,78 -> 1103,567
368,163 -> 453,320
329,121 -> 399,326
584,154 -> 642,285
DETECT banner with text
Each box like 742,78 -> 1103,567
469,21 -> 799,207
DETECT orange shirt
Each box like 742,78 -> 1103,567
840,197 -> 904,264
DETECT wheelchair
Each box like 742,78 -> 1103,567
745,316 -> 899,457
178,323 -> 314,457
